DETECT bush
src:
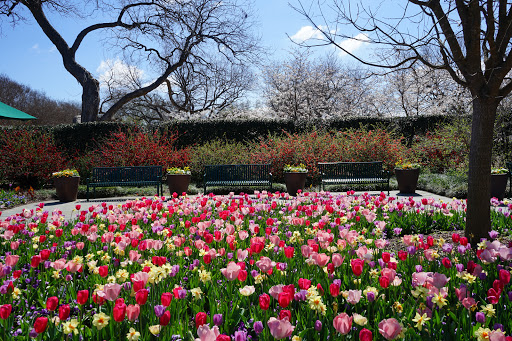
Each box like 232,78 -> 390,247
89,129 -> 190,170
0,130 -> 67,188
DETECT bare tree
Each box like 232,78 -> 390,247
292,0 -> 512,243
1,0 -> 259,122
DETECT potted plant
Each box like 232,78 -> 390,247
283,164 -> 308,196
394,162 -> 421,194
52,169 -> 80,202
491,167 -> 509,200
166,167 -> 191,195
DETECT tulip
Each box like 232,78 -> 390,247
378,318 -> 403,340
59,304 -> 70,320
113,302 -> 126,322
351,258 -> 364,276
159,311 -> 171,326
279,310 -> 291,321
46,296 -> 59,311
278,291 -> 292,308
77,290 -> 89,305
98,265 -> 108,278
213,314 -> 223,326
267,317 -> 294,339
259,293 -> 270,310
330,283 -> 340,297
161,292 -> 172,307
34,317 -> 48,334
360,328 -> 373,341
196,312 -> 207,328
253,321 -> 264,334
333,313 -> 352,335
0,304 -> 12,319
31,255 -> 41,268
135,288 -> 148,305
126,304 -> 140,321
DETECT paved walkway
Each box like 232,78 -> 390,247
0,190 -> 456,218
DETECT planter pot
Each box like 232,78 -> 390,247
395,168 -> 420,194
166,174 -> 191,195
284,172 -> 307,196
491,173 -> 508,200
54,176 -> 80,202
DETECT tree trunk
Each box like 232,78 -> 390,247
465,98 -> 497,245
81,77 -> 101,122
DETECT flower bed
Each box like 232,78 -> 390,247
1,192 -> 512,340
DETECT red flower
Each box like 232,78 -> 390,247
135,289 -> 148,305
382,252 -> 390,263
159,311 -> 171,326
330,283 -> 340,297
451,233 -> 460,243
0,304 -> 12,319
279,309 -> 292,321
55,229 -> 63,237
397,251 -> 407,261
460,237 -> 468,246
359,328 -> 373,341
113,301 -> 126,322
500,269 -> 511,285
442,257 -> 452,269
39,249 -> 51,260
278,291 -> 292,308
46,296 -> 58,311
30,255 -> 41,268
217,335 -> 231,341
34,316 -> 48,334
98,265 -> 108,278
317,283 -> 324,296
195,312 -> 207,328
284,247 -> 294,258
132,280 -> 145,293
59,304 -> 70,320
92,293 -> 106,306
77,290 -> 89,305
238,270 -> 247,282
487,287 -> 501,304
161,292 -> 172,307
379,276 -> 390,289
298,278 -> 311,290
203,253 -> 212,264
12,270 -> 22,279
388,262 -> 397,270
351,258 -> 364,276
259,293 -> 270,310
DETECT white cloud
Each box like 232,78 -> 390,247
31,44 -> 40,53
290,25 -> 325,43
338,33 -> 370,56
97,59 -> 145,89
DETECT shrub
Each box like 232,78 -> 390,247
90,129 -> 190,170
0,130 -> 67,188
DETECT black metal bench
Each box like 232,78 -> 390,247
318,161 -> 391,193
86,166 -> 163,201
203,164 -> 272,193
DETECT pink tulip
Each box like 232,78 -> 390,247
332,253 -> 345,267
489,329 -> 506,341
462,297 -> 476,310
76,242 -> 85,250
312,253 -> 330,267
301,245 -> 312,258
129,250 -> 141,262
255,257 -> 274,273
126,304 -> 140,321
378,318 -> 403,340
221,262 -> 241,281
432,273 -> 450,289
5,255 -> 19,267
196,324 -> 220,341
132,271 -> 149,286
10,242 -> 19,251
346,290 -> 362,305
269,285 -> 284,300
100,283 -> 122,301
51,259 -> 67,270
267,317 -> 295,339
333,313 -> 352,335
381,268 -> 396,283
237,249 -> 248,261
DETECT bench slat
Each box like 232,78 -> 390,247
318,161 -> 390,193
204,164 -> 272,193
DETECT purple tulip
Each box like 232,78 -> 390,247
475,312 -> 486,324
213,314 -> 223,326
154,305 -> 165,317
253,321 -> 264,334
315,320 -> 322,331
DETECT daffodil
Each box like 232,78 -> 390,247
92,312 -> 110,330
127,328 -> 141,341
412,312 -> 430,331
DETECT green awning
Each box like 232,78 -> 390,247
0,101 -> 37,120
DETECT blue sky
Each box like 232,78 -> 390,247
0,1 -> 368,104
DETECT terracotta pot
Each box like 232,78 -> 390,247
284,172 -> 307,196
54,176 -> 80,202
395,168 -> 420,194
491,173 -> 508,200
166,174 -> 191,195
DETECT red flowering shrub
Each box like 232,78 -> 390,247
0,129 -> 67,188
90,129 -> 190,169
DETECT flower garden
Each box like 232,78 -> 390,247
1,191 -> 512,340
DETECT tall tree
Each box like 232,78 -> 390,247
1,0 -> 258,122
293,0 -> 512,243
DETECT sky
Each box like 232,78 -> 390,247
0,0 -> 369,104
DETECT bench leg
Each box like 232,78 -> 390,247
87,185 -> 89,202
204,184 -> 207,195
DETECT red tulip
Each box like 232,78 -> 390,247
359,328 -> 373,341
382,252 -> 390,263
238,270 -> 247,282
279,309 -> 291,321
217,335 -> 231,341
379,276 -> 390,289
161,292 -> 172,307
113,301 -> 126,322
30,255 -> 41,268
40,249 -> 51,260
284,247 -> 294,258
500,269 -> 511,285
351,259 -> 364,276
77,290 -> 89,305
59,304 -> 70,320
135,289 -> 148,305
329,283 -> 340,297
132,280 -> 144,293
34,316 -> 48,334
0,304 -> 12,319
460,237 -> 468,246
195,312 -> 207,328
98,265 -> 108,278
278,291 -> 292,308
397,251 -> 407,261
12,270 -> 22,279
46,296 -> 58,311
159,311 -> 171,326
452,233 -> 460,243
203,253 -> 212,264
442,257 -> 452,269
298,278 -> 311,290
259,293 -> 270,310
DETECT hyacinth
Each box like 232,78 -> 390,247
1,191 -> 512,339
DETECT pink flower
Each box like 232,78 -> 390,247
311,253 -> 330,267
461,297 -> 476,310
267,317 -> 295,339
269,285 -> 284,300
129,250 -> 141,262
132,271 -> 149,286
195,324 -> 220,341
378,318 -> 403,340
98,283 -> 122,301
256,257 -> 275,273
5,255 -> 19,267
301,245 -> 312,258
346,290 -> 362,305
332,253 -> 345,267
126,304 -> 140,321
237,249 -> 248,261
381,268 -> 396,283
489,329 -> 506,341
221,262 -> 241,281
374,239 -> 388,249
432,273 -> 450,288
333,313 -> 352,335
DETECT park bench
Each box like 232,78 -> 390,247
203,164 -> 272,193
86,166 -> 163,201
318,161 -> 391,194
